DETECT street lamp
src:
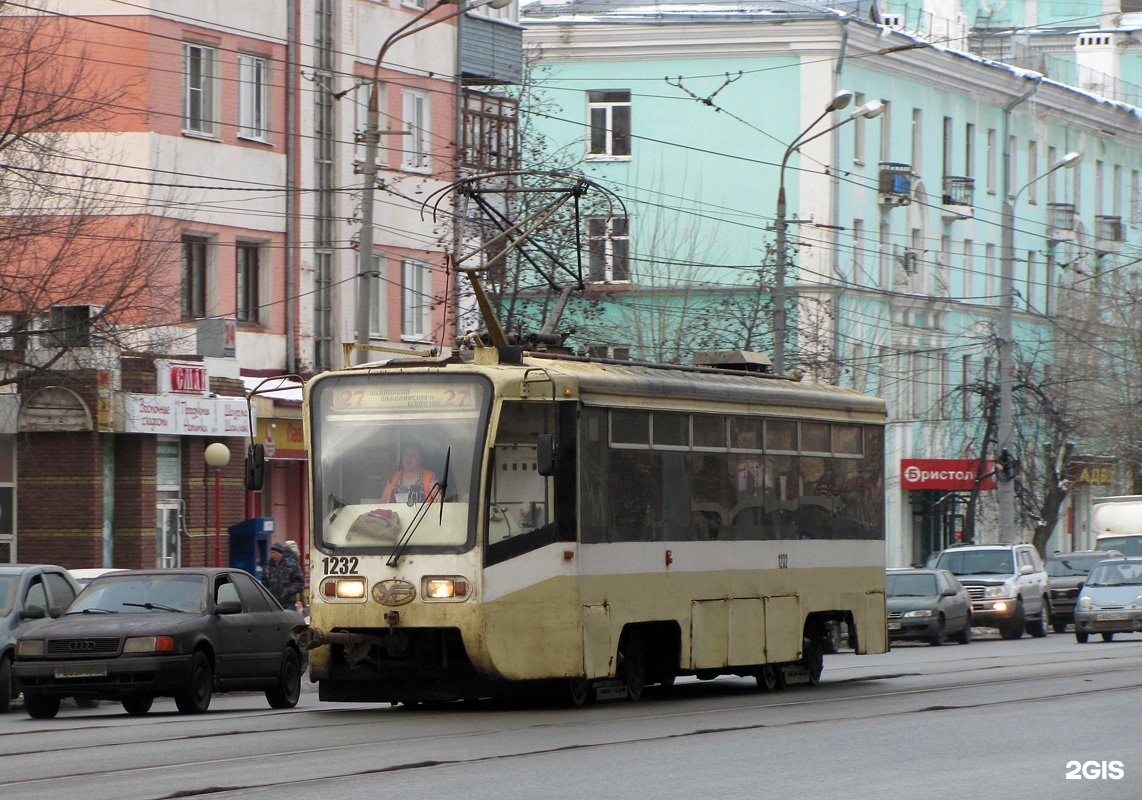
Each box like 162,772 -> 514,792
772,94 -> 884,374
354,0 -> 512,366
204,442 -> 231,568
996,150 -> 1080,539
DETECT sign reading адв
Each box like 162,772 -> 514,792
901,458 -> 996,491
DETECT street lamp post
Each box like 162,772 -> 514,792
204,442 -> 231,568
772,93 -> 884,375
354,0 -> 511,366
996,150 -> 1080,539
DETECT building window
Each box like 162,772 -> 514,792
238,54 -> 270,141
586,216 -> 630,282
366,254 -> 384,337
401,90 -> 430,171
878,100 -> 891,162
587,344 -> 631,360
236,243 -> 263,324
911,108 -> 923,177
1027,140 -> 1039,204
964,123 -> 975,178
181,236 -> 209,319
986,128 -> 997,194
183,43 -> 217,135
853,93 -> 867,163
587,90 -> 631,158
401,258 -> 431,339
462,90 -> 518,171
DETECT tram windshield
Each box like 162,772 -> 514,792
310,374 -> 491,553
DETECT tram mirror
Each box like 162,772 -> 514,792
245,443 -> 266,490
537,434 -> 557,476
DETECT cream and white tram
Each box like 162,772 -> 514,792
298,346 -> 887,705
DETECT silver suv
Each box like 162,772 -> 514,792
932,543 -> 1050,639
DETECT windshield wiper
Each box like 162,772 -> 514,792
387,447 -> 450,568
67,608 -> 117,615
123,602 -> 185,612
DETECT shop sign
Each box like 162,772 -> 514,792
901,458 -> 995,490
157,360 -> 209,396
256,418 -> 306,460
121,395 -> 250,436
1067,463 -> 1115,485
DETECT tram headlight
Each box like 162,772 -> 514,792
424,576 -> 469,600
320,577 -> 367,600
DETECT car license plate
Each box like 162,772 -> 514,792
54,664 -> 107,679
1097,612 -> 1129,621
888,622 -> 902,631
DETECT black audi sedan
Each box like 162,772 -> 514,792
13,568 -> 304,718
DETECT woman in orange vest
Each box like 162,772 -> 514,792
382,443 -> 437,504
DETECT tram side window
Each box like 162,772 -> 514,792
487,402 -> 553,544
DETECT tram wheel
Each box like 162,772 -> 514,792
754,664 -> 780,692
619,632 -> 646,702
567,678 -> 595,708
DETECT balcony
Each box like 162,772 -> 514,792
879,162 -> 913,206
941,175 -> 975,220
1047,202 -> 1077,241
1095,215 -> 1124,251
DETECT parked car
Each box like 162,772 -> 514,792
0,564 -> 81,712
886,568 -> 973,645
1045,550 -> 1120,633
68,568 -> 128,588
1074,557 -> 1142,643
931,543 -> 1050,639
13,568 -> 304,718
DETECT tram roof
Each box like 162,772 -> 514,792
518,353 -> 887,416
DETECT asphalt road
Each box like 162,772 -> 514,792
2,629 -> 1139,800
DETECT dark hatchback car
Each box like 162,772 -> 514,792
886,568 -> 973,645
13,568 -> 304,718
1045,550 -> 1120,633
0,564 -> 81,712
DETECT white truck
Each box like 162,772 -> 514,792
1092,495 -> 1142,557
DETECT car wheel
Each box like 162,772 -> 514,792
175,651 -> 213,714
0,655 -> 13,714
1000,604 -> 1025,639
1101,632 -> 1115,642
1075,630 -> 1089,643
928,616 -> 946,646
122,695 -> 153,716
953,619 -> 972,645
266,648 -> 302,709
1052,622 -> 1068,634
24,692 -> 60,719
1026,599 -> 1049,638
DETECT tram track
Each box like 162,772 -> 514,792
2,644 -> 1141,798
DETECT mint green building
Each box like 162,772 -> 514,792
521,0 -> 1141,566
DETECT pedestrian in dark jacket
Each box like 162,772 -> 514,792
263,542 -> 304,609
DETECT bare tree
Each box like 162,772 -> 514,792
0,5 -> 180,386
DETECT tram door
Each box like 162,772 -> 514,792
156,502 -> 182,567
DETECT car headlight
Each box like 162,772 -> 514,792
16,639 -> 44,657
903,609 -> 934,617
983,586 -> 1013,599
1079,596 -> 1094,610
123,636 -> 176,654
423,576 -> 469,600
